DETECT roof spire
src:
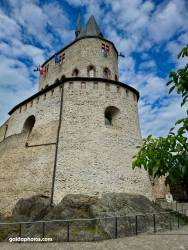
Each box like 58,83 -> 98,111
75,12 -> 81,38
76,15 -> 103,39
85,15 -> 103,37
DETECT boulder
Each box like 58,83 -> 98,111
45,194 -> 98,220
91,193 -> 162,217
12,194 -> 51,221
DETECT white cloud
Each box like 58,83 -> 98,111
0,56 -> 37,124
0,11 -> 21,40
148,0 -> 188,43
139,60 -> 157,71
0,0 -> 187,139
0,40 -> 45,66
139,96 -> 187,137
0,56 -> 31,88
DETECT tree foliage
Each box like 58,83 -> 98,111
132,45 -> 188,189
167,44 -> 188,107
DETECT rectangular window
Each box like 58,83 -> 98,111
106,45 -> 109,55
102,43 -> 110,57
61,53 -> 65,64
101,43 -> 105,53
117,86 -> 121,93
93,82 -> 98,89
69,82 -> 73,89
44,64 -> 49,73
105,83 -> 110,91
81,82 -> 86,89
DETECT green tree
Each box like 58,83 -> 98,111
132,45 -> 188,196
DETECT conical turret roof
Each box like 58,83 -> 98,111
77,15 -> 103,39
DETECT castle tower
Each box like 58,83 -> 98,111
0,15 -> 154,214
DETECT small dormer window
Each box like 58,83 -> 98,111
87,65 -> 96,77
101,43 -> 110,57
72,68 -> 79,77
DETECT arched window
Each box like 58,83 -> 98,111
104,106 -> 120,126
87,65 -> 96,77
103,67 -> 111,79
72,68 -> 79,77
22,115 -> 35,133
115,75 -> 118,81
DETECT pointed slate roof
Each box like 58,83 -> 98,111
77,15 -> 103,39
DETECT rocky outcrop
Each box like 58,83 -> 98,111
0,193 -> 181,242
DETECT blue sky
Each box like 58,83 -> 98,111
0,0 -> 187,137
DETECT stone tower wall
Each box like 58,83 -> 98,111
0,87 -> 62,215
39,38 -> 118,90
54,80 -> 153,203
0,78 -> 154,215
0,34 -> 164,215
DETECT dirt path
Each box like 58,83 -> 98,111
0,225 -> 188,250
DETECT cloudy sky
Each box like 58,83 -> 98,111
0,0 -> 187,137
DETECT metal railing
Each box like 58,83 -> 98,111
156,200 -> 188,216
0,210 -> 187,242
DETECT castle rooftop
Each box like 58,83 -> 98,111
76,15 -> 103,39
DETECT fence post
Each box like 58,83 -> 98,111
42,222 -> 45,238
135,215 -> 138,235
19,224 -> 22,243
67,221 -> 70,242
177,212 -> 180,228
169,212 -> 172,231
153,214 -> 156,233
114,217 -> 118,239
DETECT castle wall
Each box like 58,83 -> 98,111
5,86 -> 61,145
0,79 -> 154,215
0,121 -> 8,142
0,132 -> 55,215
39,38 -> 118,90
0,87 -> 63,215
54,80 -> 153,203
